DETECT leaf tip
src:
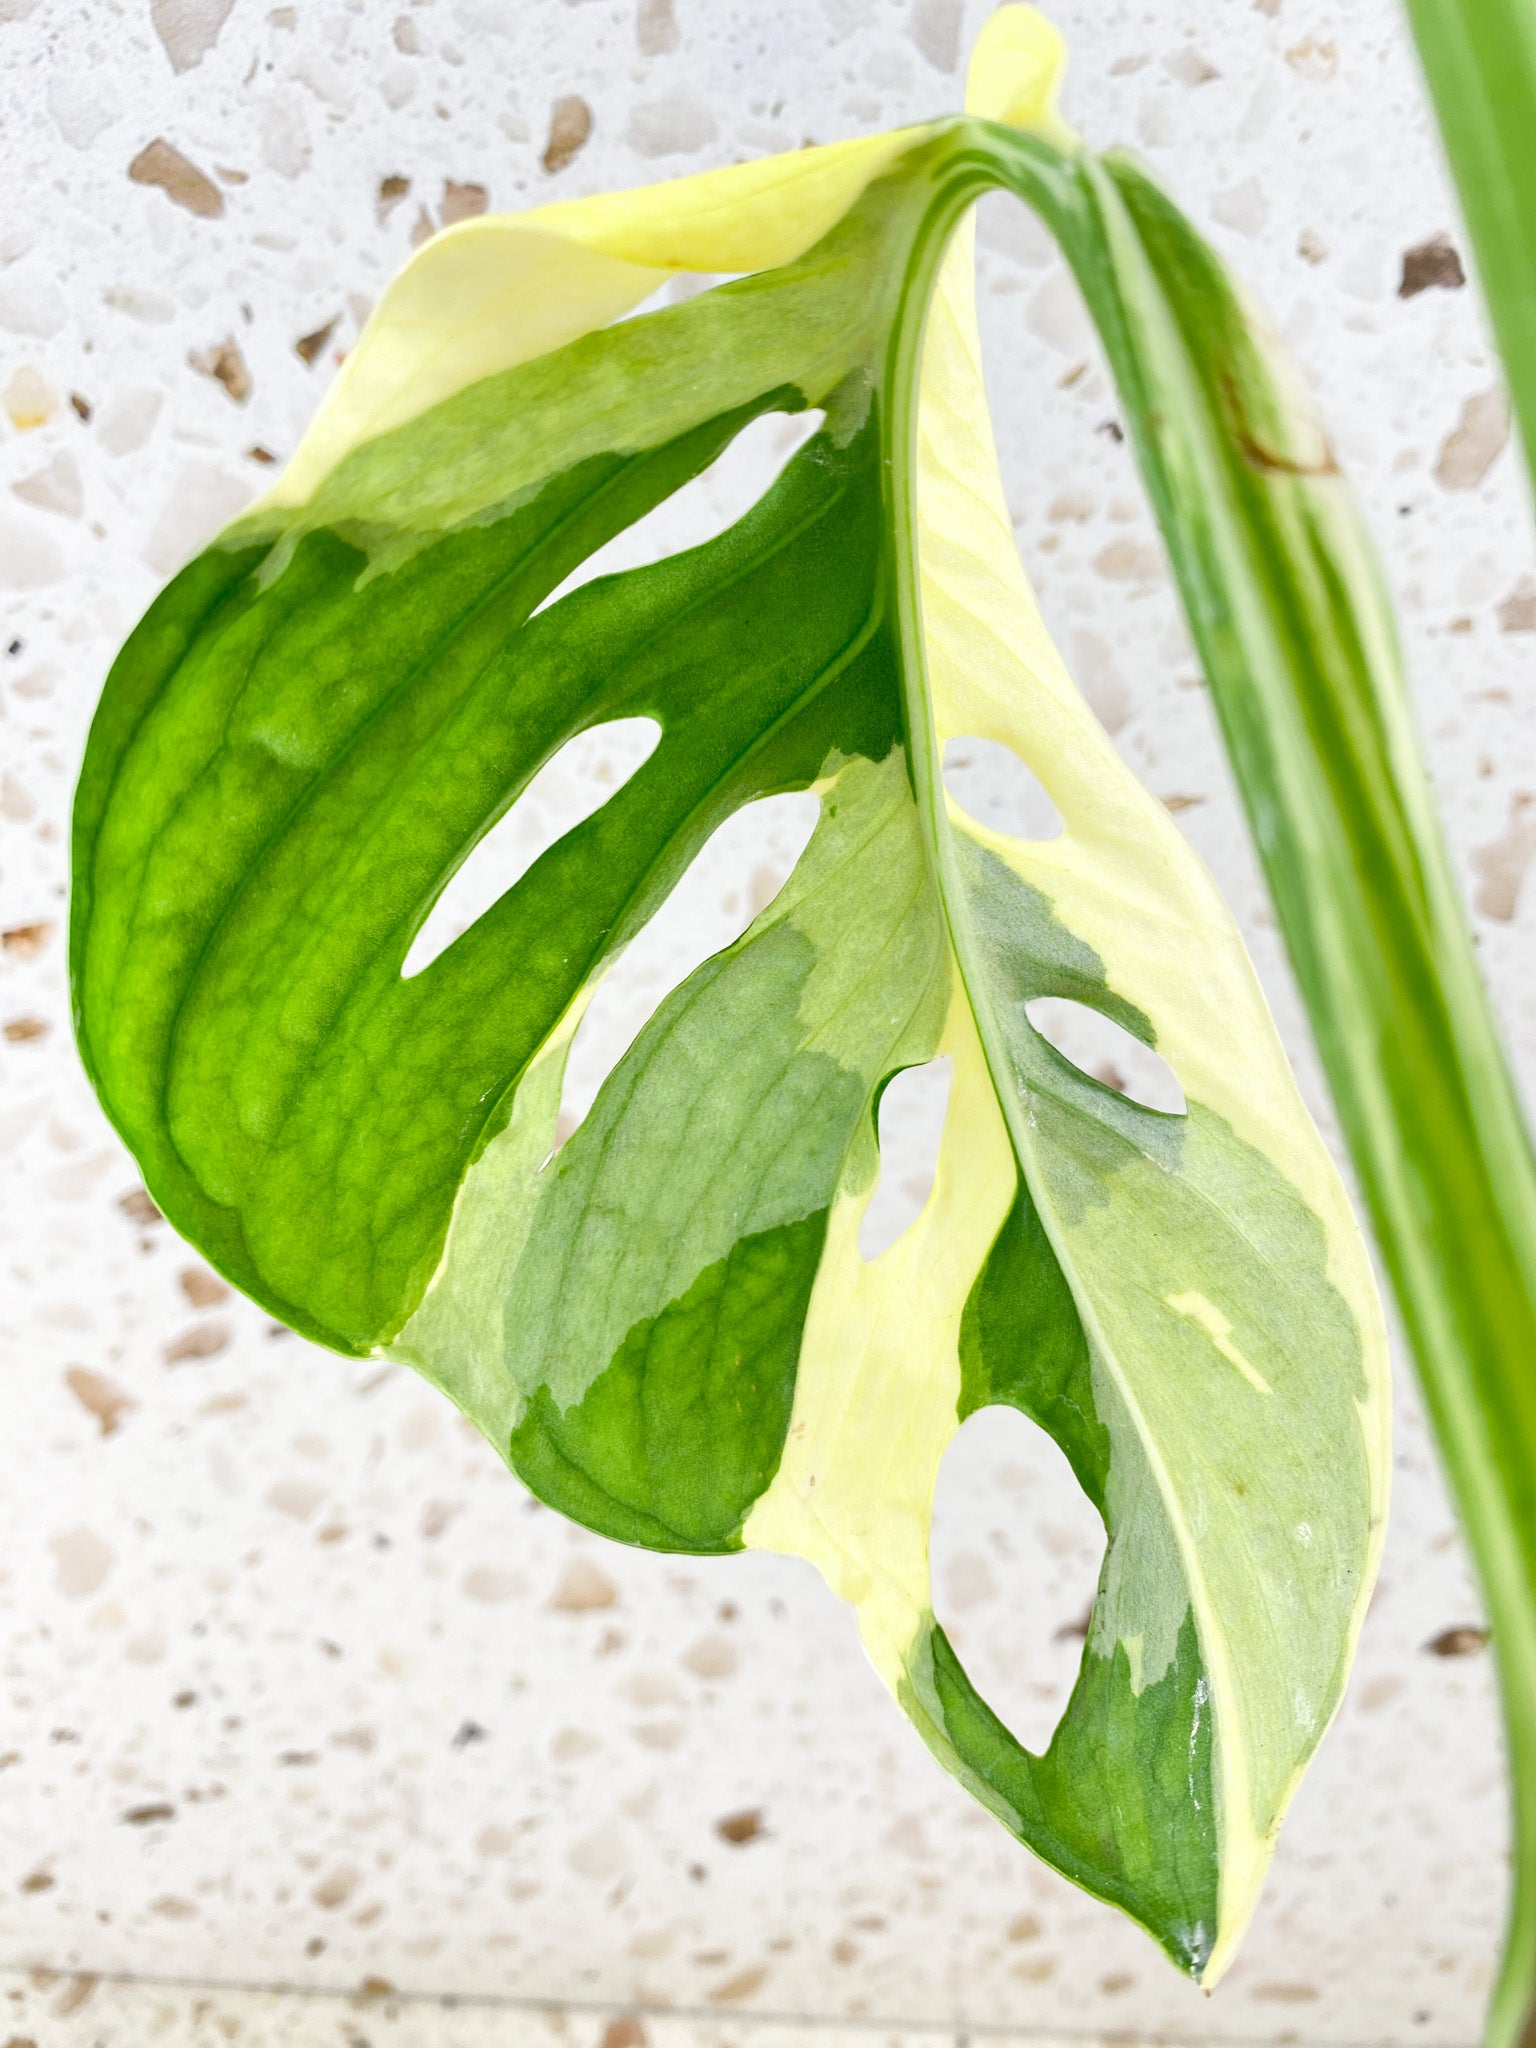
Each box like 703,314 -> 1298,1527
965,5 -> 1075,145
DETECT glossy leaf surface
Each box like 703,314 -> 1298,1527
72,9 -> 1388,1987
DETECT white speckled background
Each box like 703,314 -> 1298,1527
0,0 -> 1527,2042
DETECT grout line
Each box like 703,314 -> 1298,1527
0,1961 -> 1477,2048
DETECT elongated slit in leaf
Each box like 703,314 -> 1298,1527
532,408 -> 828,619
403,716 -> 662,980
859,1056 -> 954,1260
555,787 -> 822,1146
931,1401 -> 1107,1752
1025,995 -> 1188,1115
943,734 -> 1064,840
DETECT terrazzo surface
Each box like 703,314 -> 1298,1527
1,0 -> 1529,2042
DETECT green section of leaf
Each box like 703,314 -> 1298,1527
907,1610 -> 1217,1978
509,1215 -> 828,1554
958,1189 -> 1104,1501
72,86 -> 1394,1987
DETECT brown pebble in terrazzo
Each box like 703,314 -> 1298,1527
708,1965 -> 767,2004
163,1322 -> 231,1365
128,138 -> 225,218
1433,388 -> 1509,490
1284,35 -> 1338,79
1160,793 -> 1205,812
1399,233 -> 1466,298
68,393 -> 91,421
543,94 -> 593,174
377,173 -> 411,224
189,337 -> 252,405
312,1866 -> 360,1909
681,1633 -> 736,1679
179,1266 -> 230,1308
441,179 -> 489,225
600,2017 -> 648,2048
3,1017 -> 48,1042
246,445 -> 278,464
1252,1983 -> 1321,2002
1007,1912 -> 1041,1941
1471,795 -> 1536,921
18,1873 -> 53,1893
118,1187 -> 162,1226
63,1366 -> 134,1438
53,1982 -> 96,2021
550,1556 -> 618,1611
1,921 -> 52,957
715,1807 -> 763,1844
1164,46 -> 1219,84
121,1803 -> 175,1825
294,318 -> 338,365
1497,579 -> 1536,631
1424,1624 -> 1490,1656
151,0 -> 235,74
635,0 -> 679,56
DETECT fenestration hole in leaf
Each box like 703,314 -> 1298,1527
1024,997 -> 1186,1115
531,407 -> 826,620
943,736 -> 1064,840
858,1057 -> 953,1262
401,718 -> 661,980
552,788 -> 821,1147
930,1404 -> 1107,1756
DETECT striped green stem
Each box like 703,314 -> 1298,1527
987,121 -> 1536,2048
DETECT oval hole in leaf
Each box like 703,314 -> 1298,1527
532,407 -> 826,619
858,1057 -> 952,1262
930,1404 -> 1107,1755
402,717 -> 661,980
554,787 -> 822,1147
943,736 -> 1063,841
1024,997 -> 1186,1115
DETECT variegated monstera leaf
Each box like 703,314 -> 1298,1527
73,8 -> 1388,1985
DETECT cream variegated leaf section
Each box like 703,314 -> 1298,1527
73,3 -> 1390,1997
745,18 -> 1389,1982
